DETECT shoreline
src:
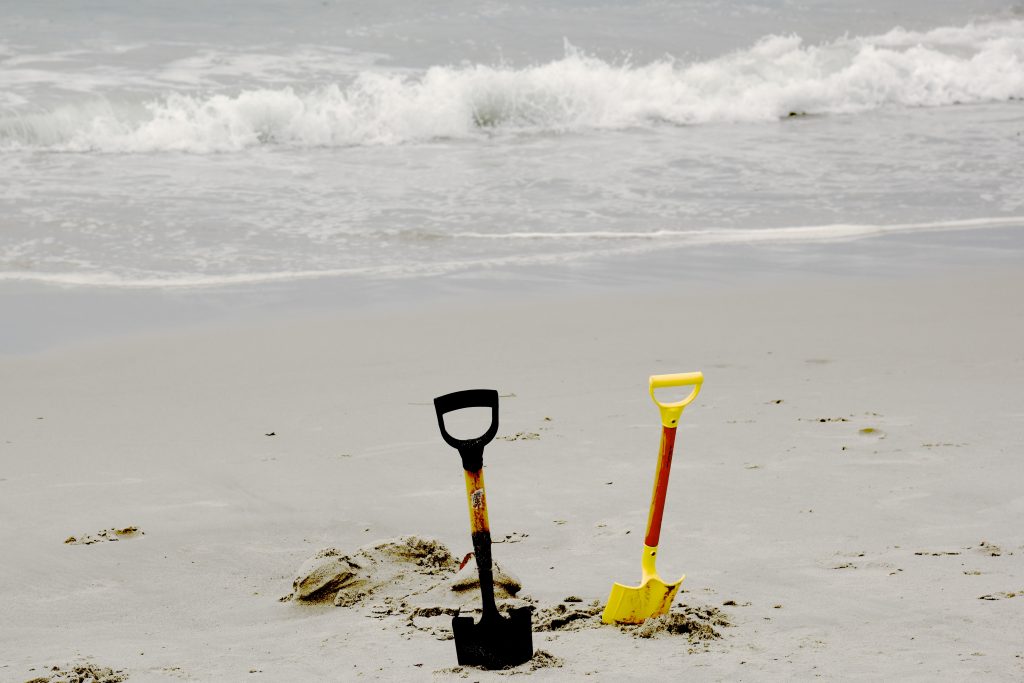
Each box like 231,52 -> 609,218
2,224 -> 1021,355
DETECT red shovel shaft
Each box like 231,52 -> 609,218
644,425 -> 677,548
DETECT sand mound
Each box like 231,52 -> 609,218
285,536 -> 456,606
285,536 -> 730,665
450,552 -> 522,595
627,604 -> 731,643
284,536 -> 521,608
532,598 -> 729,642
522,649 -> 564,671
24,663 -> 126,683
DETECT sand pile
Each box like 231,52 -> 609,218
284,535 -> 730,654
531,597 -> 730,643
283,535 -> 522,608
24,663 -> 126,683
629,605 -> 731,641
284,535 -> 533,646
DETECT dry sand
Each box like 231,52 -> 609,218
1,265 -> 1023,680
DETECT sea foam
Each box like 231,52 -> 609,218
1,216 -> 1019,289
0,19 -> 1022,152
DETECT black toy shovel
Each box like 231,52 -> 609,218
434,389 -> 533,670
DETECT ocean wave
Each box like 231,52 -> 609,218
2,216 -> 1019,289
1,19 -> 1022,152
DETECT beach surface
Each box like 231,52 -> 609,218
4,1 -> 1024,679
1,262 -> 1022,681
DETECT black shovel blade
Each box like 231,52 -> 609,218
452,606 -> 533,670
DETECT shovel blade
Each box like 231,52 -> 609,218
601,573 -> 684,624
452,606 -> 533,670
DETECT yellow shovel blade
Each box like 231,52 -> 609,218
601,573 -> 685,624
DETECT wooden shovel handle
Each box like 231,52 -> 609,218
464,468 -> 491,537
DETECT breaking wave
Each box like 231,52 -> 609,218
1,19 -> 1023,152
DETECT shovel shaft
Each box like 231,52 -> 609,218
464,468 -> 499,618
464,468 -> 491,536
644,425 -> 677,548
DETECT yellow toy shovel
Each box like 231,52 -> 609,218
602,371 -> 703,625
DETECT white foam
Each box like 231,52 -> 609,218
156,47 -> 387,86
452,217 -> 1024,243
1,216 -> 1019,289
1,19 -> 1022,152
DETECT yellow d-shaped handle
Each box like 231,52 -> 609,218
649,372 -> 703,427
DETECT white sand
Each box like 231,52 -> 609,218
1,265 -> 1022,680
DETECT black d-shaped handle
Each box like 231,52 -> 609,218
434,389 -> 499,472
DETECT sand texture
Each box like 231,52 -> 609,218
1,267 -> 1023,680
